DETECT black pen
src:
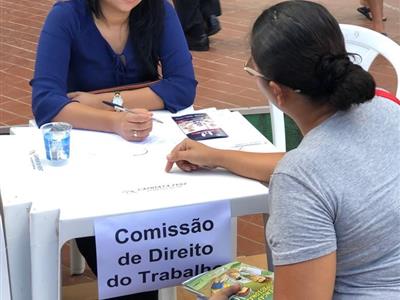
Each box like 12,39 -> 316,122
102,100 -> 164,124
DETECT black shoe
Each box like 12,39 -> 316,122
357,6 -> 387,21
206,15 -> 221,36
186,34 -> 209,51
357,6 -> 372,20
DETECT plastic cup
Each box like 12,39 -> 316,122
40,122 -> 72,165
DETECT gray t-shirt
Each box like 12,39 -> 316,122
266,96 -> 400,299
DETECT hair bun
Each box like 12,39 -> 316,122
316,54 -> 351,94
315,53 -> 375,110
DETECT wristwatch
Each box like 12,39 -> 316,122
112,91 -> 123,111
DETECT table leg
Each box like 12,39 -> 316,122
30,208 -> 61,300
3,203 -> 32,300
1,214 -> 11,300
69,239 -> 86,275
231,217 -> 237,258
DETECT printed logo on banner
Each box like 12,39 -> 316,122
94,201 -> 233,299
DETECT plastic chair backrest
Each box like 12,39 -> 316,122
270,104 -> 286,152
340,24 -> 400,98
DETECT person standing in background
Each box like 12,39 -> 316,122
173,0 -> 222,51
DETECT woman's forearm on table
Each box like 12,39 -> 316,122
53,102 -> 118,133
213,150 -> 285,182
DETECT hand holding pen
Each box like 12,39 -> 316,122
102,102 -> 153,141
102,100 -> 163,124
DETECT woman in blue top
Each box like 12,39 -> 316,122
32,1 -> 196,299
32,0 -> 196,142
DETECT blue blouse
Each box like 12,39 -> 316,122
31,0 -> 197,126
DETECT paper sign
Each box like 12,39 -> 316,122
94,201 -> 233,299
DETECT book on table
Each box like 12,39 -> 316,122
182,261 -> 273,300
172,113 -> 228,141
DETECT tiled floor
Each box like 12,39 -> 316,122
1,0 -> 399,298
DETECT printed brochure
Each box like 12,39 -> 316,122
172,113 -> 228,141
182,261 -> 273,300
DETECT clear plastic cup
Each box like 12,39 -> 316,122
40,122 -> 72,165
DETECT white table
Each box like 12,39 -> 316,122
1,109 -> 278,300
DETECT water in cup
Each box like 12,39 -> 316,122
40,122 -> 72,165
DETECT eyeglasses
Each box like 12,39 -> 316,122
243,57 -> 268,79
243,57 -> 302,94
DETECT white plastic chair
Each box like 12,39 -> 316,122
340,24 -> 400,98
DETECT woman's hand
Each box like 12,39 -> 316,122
165,138 -> 220,172
67,91 -> 106,109
112,108 -> 153,142
209,285 -> 241,300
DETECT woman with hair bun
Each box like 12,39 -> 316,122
166,1 -> 400,299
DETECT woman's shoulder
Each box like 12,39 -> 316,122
47,0 -> 88,25
273,139 -> 329,182
44,0 -> 90,34
51,0 -> 87,16
274,147 -> 310,176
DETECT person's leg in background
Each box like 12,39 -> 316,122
366,0 -> 386,34
75,237 -> 158,300
357,0 -> 387,21
173,0 -> 210,51
199,0 -> 222,36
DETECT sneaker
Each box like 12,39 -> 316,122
186,33 -> 209,51
206,15 -> 221,36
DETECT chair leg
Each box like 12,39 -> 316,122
263,213 -> 274,271
159,287 -> 177,300
69,240 -> 86,275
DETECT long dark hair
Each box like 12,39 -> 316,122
87,0 -> 164,80
251,1 -> 375,111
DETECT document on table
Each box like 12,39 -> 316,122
197,110 -> 271,150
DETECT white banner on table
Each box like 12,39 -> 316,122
94,201 -> 233,299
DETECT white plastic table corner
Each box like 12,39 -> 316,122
2,109 -> 279,300
1,214 -> 11,300
0,135 -> 36,300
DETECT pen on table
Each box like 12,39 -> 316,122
29,150 -> 44,171
102,100 -> 164,124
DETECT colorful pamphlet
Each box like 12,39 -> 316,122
172,113 -> 228,141
182,261 -> 273,300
